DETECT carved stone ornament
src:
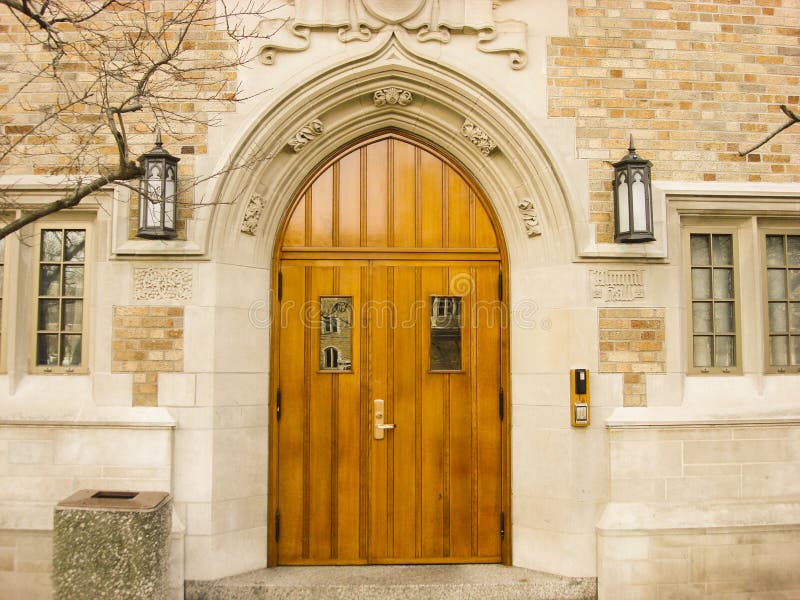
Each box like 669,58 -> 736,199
288,119 -> 324,153
241,195 -> 265,235
461,119 -> 497,156
517,199 -> 542,237
590,269 -> 645,303
257,1 -> 527,70
133,267 -> 192,301
373,87 -> 413,107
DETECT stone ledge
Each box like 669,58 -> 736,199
598,501 -> 800,535
0,406 -> 176,429
606,406 -> 800,428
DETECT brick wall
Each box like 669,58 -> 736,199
112,306 -> 184,406
0,2 -> 237,240
549,0 -> 800,243
599,307 -> 665,406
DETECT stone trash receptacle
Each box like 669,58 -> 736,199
53,490 -> 172,600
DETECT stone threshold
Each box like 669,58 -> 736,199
185,564 -> 597,600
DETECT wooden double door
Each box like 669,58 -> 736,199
270,133 -> 508,565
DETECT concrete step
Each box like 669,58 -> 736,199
185,564 -> 597,600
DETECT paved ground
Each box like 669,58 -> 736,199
185,564 -> 597,599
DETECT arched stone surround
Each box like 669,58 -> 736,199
189,39 -> 598,580
206,41 -> 581,268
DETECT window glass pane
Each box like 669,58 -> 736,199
430,296 -> 462,371
714,302 -> 735,333
62,300 -> 83,332
715,336 -> 735,367
41,230 -> 62,262
691,268 -> 711,299
712,234 -> 733,266
692,302 -> 713,333
61,335 -> 81,367
35,227 -> 87,369
790,303 -> 800,333
713,268 -> 733,299
769,302 -> 788,333
38,299 -> 59,331
766,235 -> 786,267
789,270 -> 800,301
36,334 -> 59,366
39,265 -> 61,296
788,236 -> 800,267
770,336 -> 789,366
767,269 -> 787,301
792,336 -> 800,366
693,336 -> 713,367
64,230 -> 85,262
690,234 -> 710,265
63,266 -> 84,296
319,297 -> 352,371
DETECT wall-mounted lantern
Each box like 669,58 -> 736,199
137,131 -> 180,239
613,135 -> 655,243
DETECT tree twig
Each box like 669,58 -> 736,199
738,105 -> 800,156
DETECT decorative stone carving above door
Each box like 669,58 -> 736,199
257,0 -> 527,70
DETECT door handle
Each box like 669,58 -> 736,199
374,399 -> 395,440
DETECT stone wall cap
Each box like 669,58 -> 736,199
606,406 -> 800,428
57,490 -> 170,512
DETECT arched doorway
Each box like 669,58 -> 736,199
269,131 -> 510,565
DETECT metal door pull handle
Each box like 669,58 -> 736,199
376,424 -> 395,429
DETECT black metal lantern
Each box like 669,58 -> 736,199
137,131 -> 180,239
612,136 -> 655,243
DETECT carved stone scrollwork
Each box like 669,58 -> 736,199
518,199 -> 542,237
133,267 -> 192,301
257,1 -> 528,70
287,119 -> 324,153
241,195 -> 265,235
373,87 -> 413,107
461,119 -> 497,156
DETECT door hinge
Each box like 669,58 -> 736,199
276,388 -> 282,421
498,272 -> 503,302
499,387 -> 504,421
500,511 -> 505,540
275,510 -> 280,542
277,271 -> 283,302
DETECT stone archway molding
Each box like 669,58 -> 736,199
205,40 -> 585,270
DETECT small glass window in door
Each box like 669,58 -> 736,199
430,296 -> 462,371
319,296 -> 352,371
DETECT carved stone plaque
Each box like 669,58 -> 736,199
590,269 -> 645,303
257,1 -> 528,70
133,267 -> 192,301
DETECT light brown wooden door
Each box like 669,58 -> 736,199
271,133 -> 508,565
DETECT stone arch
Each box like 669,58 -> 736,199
205,41 -> 582,271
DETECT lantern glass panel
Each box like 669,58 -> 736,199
617,172 -> 630,234
631,170 -> 648,232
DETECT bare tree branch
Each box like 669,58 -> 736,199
0,0 -> 284,239
738,105 -> 800,157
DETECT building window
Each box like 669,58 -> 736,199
34,227 -> 87,372
323,346 -> 339,369
687,231 -> 740,374
765,233 -> 800,373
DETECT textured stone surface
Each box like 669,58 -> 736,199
185,564 -> 597,599
53,492 -> 172,599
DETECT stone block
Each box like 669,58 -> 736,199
53,490 -> 171,599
